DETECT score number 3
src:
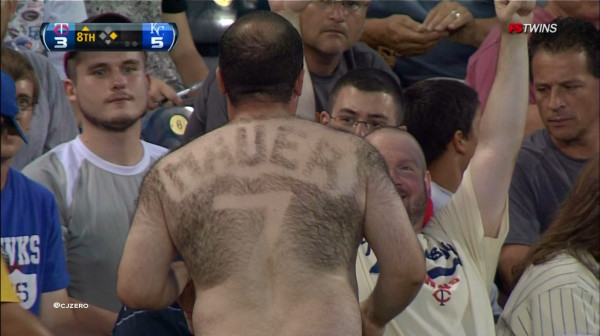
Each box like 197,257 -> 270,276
54,37 -> 67,48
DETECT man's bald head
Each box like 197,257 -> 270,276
218,11 -> 304,107
366,127 -> 427,174
366,127 -> 430,230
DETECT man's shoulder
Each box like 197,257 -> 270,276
347,43 -> 392,70
23,140 -> 74,174
142,141 -> 169,160
516,129 -> 556,164
346,43 -> 400,86
8,168 -> 57,204
518,253 -> 599,298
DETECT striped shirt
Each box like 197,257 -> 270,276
497,253 -> 599,336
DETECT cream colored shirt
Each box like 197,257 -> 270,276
497,253 -> 599,336
357,166 -> 509,335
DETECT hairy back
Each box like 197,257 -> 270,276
154,117 -> 380,290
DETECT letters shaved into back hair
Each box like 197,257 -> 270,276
219,11 -> 304,107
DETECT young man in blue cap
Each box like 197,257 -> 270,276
1,71 -> 96,335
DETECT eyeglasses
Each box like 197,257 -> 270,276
330,116 -> 386,130
314,0 -> 368,14
16,96 -> 36,110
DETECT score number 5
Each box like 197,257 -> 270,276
151,36 -> 164,48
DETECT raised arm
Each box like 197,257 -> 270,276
360,150 -> 425,335
163,10 -> 209,86
470,0 -> 534,238
117,167 -> 189,309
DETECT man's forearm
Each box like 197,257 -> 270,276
361,18 -> 385,48
482,32 -> 529,152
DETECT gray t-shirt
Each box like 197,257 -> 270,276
12,50 -> 79,170
23,137 -> 167,312
506,129 -> 588,246
183,42 -> 397,142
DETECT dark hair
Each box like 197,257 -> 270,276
512,154 -> 600,286
530,17 -> 599,78
327,68 -> 404,124
1,46 -> 40,102
64,13 -> 146,79
403,79 -> 479,166
218,11 -> 303,107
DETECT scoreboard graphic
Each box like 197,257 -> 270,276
40,23 -> 178,52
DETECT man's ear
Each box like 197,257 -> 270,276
63,79 -> 77,103
293,69 -> 304,98
452,130 -> 467,155
319,111 -> 330,125
424,170 -> 432,198
145,72 -> 151,90
216,67 -> 227,95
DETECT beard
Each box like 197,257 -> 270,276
80,106 -> 145,132
404,184 -> 429,230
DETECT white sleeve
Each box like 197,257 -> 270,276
424,165 -> 509,289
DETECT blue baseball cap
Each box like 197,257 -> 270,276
1,71 -> 28,144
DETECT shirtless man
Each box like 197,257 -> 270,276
117,10 -> 424,336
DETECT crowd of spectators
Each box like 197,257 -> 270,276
1,0 -> 597,335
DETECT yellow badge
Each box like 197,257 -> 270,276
169,115 -> 188,136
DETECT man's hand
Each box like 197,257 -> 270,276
362,15 -> 447,57
495,0 -> 535,32
268,0 -> 310,14
268,0 -> 311,29
422,1 -> 474,32
147,77 -> 183,111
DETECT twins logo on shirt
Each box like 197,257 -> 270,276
362,239 -> 463,306
424,242 -> 463,306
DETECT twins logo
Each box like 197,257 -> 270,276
362,239 -> 463,306
424,242 -> 463,306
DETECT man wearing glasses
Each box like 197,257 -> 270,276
320,68 -> 404,137
183,0 -> 398,141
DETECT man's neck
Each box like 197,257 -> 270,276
79,123 -> 144,166
0,158 -> 13,191
428,153 -> 464,193
304,46 -> 343,77
228,100 -> 296,122
551,128 -> 600,160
